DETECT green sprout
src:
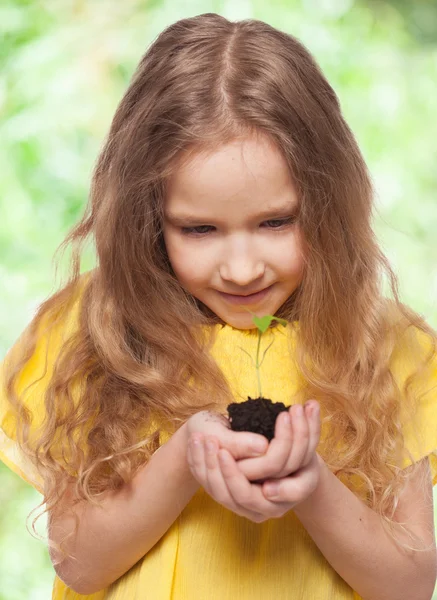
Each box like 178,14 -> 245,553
238,312 -> 288,398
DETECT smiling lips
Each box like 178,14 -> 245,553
218,285 -> 273,305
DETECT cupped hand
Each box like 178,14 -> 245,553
236,401 -> 321,482
185,401 -> 322,523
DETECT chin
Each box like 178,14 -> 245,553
219,313 -> 262,330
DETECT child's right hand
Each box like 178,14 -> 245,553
185,410 -> 269,461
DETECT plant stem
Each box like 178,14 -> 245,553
256,330 -> 262,397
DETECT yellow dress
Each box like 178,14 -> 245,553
1,276 -> 436,600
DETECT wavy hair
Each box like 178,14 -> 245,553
4,13 -> 437,564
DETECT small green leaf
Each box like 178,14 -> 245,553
271,316 -> 288,327
253,315 -> 273,333
252,314 -> 288,333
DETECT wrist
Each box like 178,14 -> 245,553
170,421 -> 200,489
293,453 -> 327,518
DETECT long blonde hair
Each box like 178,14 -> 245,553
4,13 -> 436,563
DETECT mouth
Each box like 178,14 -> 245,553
217,285 -> 273,305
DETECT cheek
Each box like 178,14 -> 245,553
164,236 -> 211,283
271,236 -> 304,275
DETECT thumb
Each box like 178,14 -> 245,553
221,430 -> 269,460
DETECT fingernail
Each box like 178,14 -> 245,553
295,404 -> 303,416
282,412 -> 291,425
307,401 -> 319,415
264,482 -> 280,497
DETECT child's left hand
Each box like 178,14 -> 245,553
186,401 -> 322,523
237,401 -> 321,483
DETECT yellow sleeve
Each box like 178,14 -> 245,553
0,278 -> 86,494
391,324 -> 437,483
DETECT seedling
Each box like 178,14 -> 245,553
238,311 -> 288,398
227,311 -> 289,443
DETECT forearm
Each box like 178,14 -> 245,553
50,422 -> 199,594
293,455 -> 435,600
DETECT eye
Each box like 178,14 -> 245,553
262,216 -> 297,229
180,216 -> 297,236
181,225 -> 215,236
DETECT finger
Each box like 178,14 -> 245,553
301,401 -> 321,467
187,434 -> 208,486
236,410 -> 293,481
282,403 -> 310,475
218,448 -> 289,519
263,454 -> 320,504
221,430 -> 269,460
204,438 -> 262,521
204,436 -> 232,502
269,410 -> 294,472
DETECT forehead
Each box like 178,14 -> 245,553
165,136 -> 298,215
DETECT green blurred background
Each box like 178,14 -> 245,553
1,0 -> 436,597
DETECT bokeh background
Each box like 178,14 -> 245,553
1,0 -> 436,598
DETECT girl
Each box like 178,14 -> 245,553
1,12 -> 436,600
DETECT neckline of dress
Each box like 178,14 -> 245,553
214,320 -> 299,335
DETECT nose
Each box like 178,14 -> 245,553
219,238 -> 265,286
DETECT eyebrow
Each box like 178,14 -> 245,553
165,204 -> 298,225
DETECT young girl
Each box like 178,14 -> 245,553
1,12 -> 436,600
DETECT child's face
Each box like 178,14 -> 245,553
162,134 -> 305,330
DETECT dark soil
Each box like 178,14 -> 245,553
227,397 -> 290,442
